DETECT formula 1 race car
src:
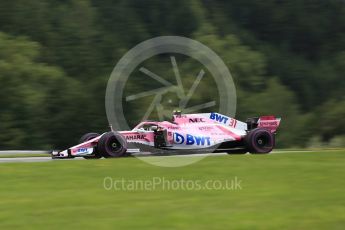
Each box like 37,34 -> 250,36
52,111 -> 281,159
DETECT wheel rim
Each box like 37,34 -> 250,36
107,136 -> 121,153
253,132 -> 273,150
256,135 -> 270,147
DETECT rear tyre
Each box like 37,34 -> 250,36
79,133 -> 102,159
245,128 -> 274,154
97,132 -> 127,158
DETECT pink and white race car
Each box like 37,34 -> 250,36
52,112 -> 281,159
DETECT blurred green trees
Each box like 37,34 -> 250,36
0,0 -> 344,149
0,32 -> 95,149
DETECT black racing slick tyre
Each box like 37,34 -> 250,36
97,132 -> 128,158
79,133 -> 102,159
245,128 -> 275,154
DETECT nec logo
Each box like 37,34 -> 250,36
210,113 -> 228,124
189,118 -> 205,123
174,133 -> 211,146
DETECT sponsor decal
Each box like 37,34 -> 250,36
126,134 -> 145,140
189,118 -> 205,123
174,133 -> 211,146
75,148 -> 93,155
210,132 -> 224,136
77,148 -> 88,153
210,113 -> 229,124
259,121 -> 278,126
199,126 -> 212,131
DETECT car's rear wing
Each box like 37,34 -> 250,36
258,116 -> 281,133
246,116 -> 281,133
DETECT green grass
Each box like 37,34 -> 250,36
0,151 -> 344,229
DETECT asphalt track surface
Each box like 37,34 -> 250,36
0,151 -> 313,163
0,153 -> 226,163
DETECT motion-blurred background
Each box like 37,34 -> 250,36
0,0 -> 344,150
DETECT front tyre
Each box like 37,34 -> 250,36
97,132 -> 127,158
79,133 -> 102,159
245,128 -> 274,154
